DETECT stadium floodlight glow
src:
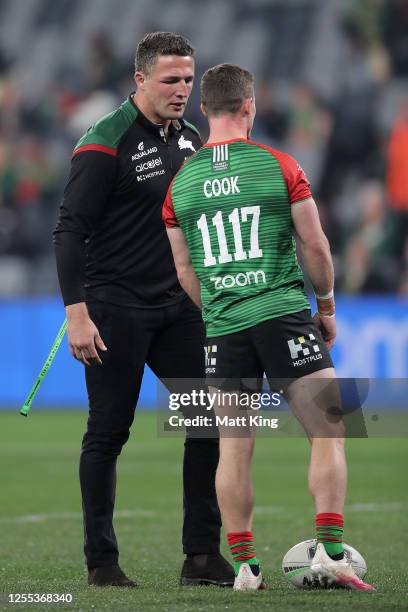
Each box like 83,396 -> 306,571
20,319 -> 68,417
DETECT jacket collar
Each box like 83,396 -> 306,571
127,94 -> 185,141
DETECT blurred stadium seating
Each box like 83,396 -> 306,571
0,0 -> 407,405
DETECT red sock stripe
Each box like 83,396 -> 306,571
316,513 -> 343,527
230,544 -> 252,553
227,531 -> 253,546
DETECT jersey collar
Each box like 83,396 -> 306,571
203,138 -> 248,147
127,94 -> 185,141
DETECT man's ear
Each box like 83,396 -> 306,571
200,103 -> 207,117
242,98 -> 252,116
134,71 -> 146,90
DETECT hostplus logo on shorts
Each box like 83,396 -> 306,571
205,345 -> 217,374
287,334 -> 322,367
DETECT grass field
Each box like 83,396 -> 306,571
0,410 -> 407,611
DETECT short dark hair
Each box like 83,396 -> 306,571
135,32 -> 195,74
201,64 -> 254,116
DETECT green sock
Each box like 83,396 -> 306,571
227,531 -> 260,575
316,513 -> 344,558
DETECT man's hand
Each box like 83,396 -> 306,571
66,303 -> 107,366
313,312 -> 336,351
166,227 -> 202,309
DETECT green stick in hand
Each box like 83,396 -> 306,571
20,319 -> 68,417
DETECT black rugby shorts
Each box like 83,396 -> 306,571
205,309 -> 333,391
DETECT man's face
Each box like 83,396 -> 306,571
135,55 -> 195,123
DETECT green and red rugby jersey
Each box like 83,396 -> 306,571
54,95 -> 201,307
163,138 -> 312,337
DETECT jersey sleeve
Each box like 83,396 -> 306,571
162,181 -> 179,228
57,149 -> 117,235
273,150 -> 312,204
53,149 -> 117,305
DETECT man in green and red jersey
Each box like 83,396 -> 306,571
163,64 -> 374,592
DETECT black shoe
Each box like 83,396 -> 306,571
180,552 -> 235,587
88,565 -> 137,587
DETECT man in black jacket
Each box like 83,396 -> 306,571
54,32 -> 233,588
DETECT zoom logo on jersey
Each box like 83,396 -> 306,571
135,157 -> 163,173
210,270 -> 266,290
132,145 -> 158,161
203,176 -> 240,198
288,334 -> 322,367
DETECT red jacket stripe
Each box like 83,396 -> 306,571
72,144 -> 118,158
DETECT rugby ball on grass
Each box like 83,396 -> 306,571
282,539 -> 367,588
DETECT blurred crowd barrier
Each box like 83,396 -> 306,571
0,296 -> 406,408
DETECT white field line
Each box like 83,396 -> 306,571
0,509 -> 158,524
346,501 -> 406,512
0,502 -> 406,524
256,502 -> 407,514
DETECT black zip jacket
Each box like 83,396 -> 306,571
53,95 -> 201,307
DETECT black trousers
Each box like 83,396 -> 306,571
80,297 -> 221,568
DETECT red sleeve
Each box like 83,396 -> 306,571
273,150 -> 312,204
162,181 -> 179,228
248,141 -> 312,204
